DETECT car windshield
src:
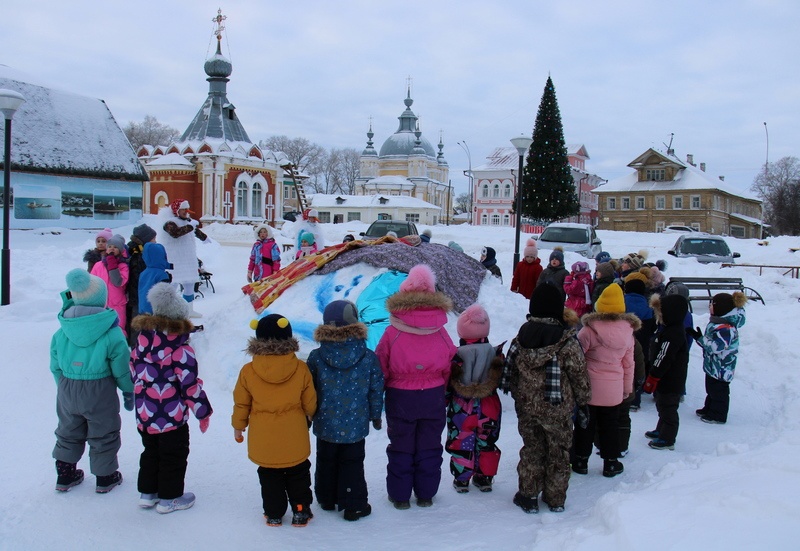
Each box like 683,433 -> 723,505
365,222 -> 411,238
539,227 -> 589,244
680,239 -> 730,256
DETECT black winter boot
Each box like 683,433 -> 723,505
472,475 -> 493,492
55,460 -> 84,492
602,459 -> 624,478
571,456 -> 589,475
95,471 -> 123,493
513,492 -> 539,514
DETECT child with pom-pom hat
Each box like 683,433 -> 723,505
511,238 -> 543,299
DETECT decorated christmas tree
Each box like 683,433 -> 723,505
520,76 -> 579,224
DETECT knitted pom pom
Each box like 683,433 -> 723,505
457,303 -> 490,340
249,319 -> 259,330
399,264 -> 436,293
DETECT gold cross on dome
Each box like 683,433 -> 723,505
212,8 -> 227,42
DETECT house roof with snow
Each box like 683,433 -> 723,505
595,147 -> 760,201
0,65 -> 148,181
309,193 -> 440,210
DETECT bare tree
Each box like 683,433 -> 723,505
337,148 -> 361,195
260,135 -> 325,174
123,115 -> 181,150
455,192 -> 471,214
751,156 -> 800,235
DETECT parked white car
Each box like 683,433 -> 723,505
662,225 -> 699,234
537,223 -> 602,259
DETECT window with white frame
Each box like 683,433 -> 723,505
347,212 -> 361,222
730,225 -> 745,238
405,213 -> 419,223
482,184 -> 489,198
691,195 -> 701,209
492,184 -> 500,198
646,168 -> 666,181
607,197 -> 616,210
504,183 -> 511,198
691,223 -> 701,231
251,182 -> 263,217
622,197 -> 630,210
491,214 -> 501,225
636,196 -> 645,209
481,214 -> 488,225
318,211 -> 331,223
673,195 -> 683,209
655,221 -> 665,232
236,180 -> 248,217
656,196 -> 665,210
503,214 -> 510,226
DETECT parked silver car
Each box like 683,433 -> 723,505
667,234 -> 741,263
662,225 -> 698,234
537,223 -> 602,259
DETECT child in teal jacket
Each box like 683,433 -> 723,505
50,269 -> 132,494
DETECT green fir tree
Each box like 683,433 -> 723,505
520,76 -> 579,224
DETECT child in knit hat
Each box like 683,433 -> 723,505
536,247 -> 568,300
573,283 -> 639,478
90,234 -> 129,337
248,224 -> 282,282
689,291 -> 747,424
619,250 -> 649,280
130,283 -> 213,514
446,303 -> 504,494
50,269 -> 132,494
306,300 -> 384,521
511,238 -> 543,299
502,283 -> 590,513
295,231 -> 318,259
480,246 -> 503,282
376,264 -> 457,509
564,261 -> 594,317
233,314 -> 317,526
83,228 -> 112,272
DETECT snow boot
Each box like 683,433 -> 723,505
602,459 -> 624,478
453,479 -> 470,493
290,503 -> 313,527
157,492 -> 196,514
645,430 -> 660,440
55,460 -> 84,492
472,475 -> 493,492
416,498 -> 433,507
388,497 -> 410,510
700,415 -> 726,425
648,439 -> 675,450
695,408 -> 707,417
571,456 -> 589,475
264,515 -> 282,527
343,504 -> 372,521
139,493 -> 159,508
95,471 -> 123,493
513,492 -> 539,514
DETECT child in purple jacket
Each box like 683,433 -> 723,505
376,264 -> 457,509
130,283 -> 212,514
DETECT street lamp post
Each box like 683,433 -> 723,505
1,89 -> 26,306
457,141 -> 473,223
510,135 -> 533,268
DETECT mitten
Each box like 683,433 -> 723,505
234,429 -> 244,443
199,416 -> 210,433
372,418 -> 382,430
195,228 -> 208,241
576,404 -> 590,430
686,326 -> 703,340
105,254 -> 119,271
642,375 -> 660,394
122,392 -> 134,412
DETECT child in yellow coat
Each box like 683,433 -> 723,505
232,314 -> 317,527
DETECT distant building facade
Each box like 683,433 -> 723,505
471,144 -> 602,227
593,148 -> 763,237
354,89 -> 452,224
308,191 -> 441,225
0,66 -> 147,230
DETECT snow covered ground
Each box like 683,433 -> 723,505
2,218 -> 800,550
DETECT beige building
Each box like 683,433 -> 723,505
354,89 -> 452,224
593,148 -> 763,238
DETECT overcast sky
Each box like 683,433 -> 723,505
4,0 -> 797,195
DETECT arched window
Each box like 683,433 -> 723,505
251,182 -> 263,217
236,180 -> 248,218
503,214 -> 510,226
504,183 -> 511,198
482,184 -> 489,198
493,184 -> 500,198
481,214 -> 488,225
491,214 -> 501,226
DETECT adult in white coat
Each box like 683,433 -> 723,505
158,199 -> 207,318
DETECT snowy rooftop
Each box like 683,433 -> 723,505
309,193 -> 440,209
0,65 -> 147,181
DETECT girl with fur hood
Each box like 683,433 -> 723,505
376,264 -> 457,509
306,300 -> 384,522
642,292 -> 690,450
446,304 -> 504,494
130,283 -> 213,514
564,261 -> 594,317
572,283 -> 639,478
232,314 -> 317,527
502,284 -> 590,514
247,224 -> 282,283
689,291 -> 747,424
83,228 -> 111,272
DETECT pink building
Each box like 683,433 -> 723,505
471,144 -> 603,227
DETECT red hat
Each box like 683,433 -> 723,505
170,199 -> 191,216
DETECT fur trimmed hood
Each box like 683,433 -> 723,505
246,337 -> 300,356
386,290 -> 453,313
581,311 -> 642,332
131,314 -> 194,335
450,354 -> 503,399
313,322 -> 368,343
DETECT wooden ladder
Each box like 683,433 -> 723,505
285,164 -> 309,213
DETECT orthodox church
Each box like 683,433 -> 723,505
136,11 -> 285,224
354,89 -> 452,224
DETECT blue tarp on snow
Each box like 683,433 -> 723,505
356,270 -> 407,350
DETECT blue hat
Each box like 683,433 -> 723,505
65,269 -> 107,307
595,251 -> 611,264
323,300 -> 359,327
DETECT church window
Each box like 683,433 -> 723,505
236,181 -> 248,218
252,182 -> 263,217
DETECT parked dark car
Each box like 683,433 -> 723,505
667,234 -> 741,263
360,220 -> 419,239
282,211 -> 302,222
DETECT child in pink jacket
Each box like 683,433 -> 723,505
572,283 -> 639,478
90,234 -> 129,336
564,261 -> 594,317
376,264 -> 457,510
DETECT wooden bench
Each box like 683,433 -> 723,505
665,277 -> 764,310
